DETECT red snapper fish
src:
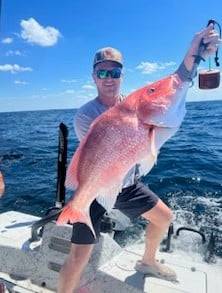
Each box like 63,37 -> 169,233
57,74 -> 189,237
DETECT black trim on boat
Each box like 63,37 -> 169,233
55,122 -> 68,208
162,223 -> 221,263
176,226 -> 206,243
30,208 -> 62,242
30,123 -> 68,242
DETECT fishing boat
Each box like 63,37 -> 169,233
0,123 -> 221,293
1,14 -> 221,290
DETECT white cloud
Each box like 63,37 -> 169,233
14,80 -> 29,85
136,61 -> 176,74
1,37 -> 13,44
20,18 -> 61,47
82,84 -> 95,90
6,50 -> 24,56
0,64 -> 32,73
61,79 -> 77,83
64,89 -> 75,94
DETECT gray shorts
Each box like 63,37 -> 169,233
71,182 -> 159,244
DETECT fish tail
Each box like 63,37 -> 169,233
56,204 -> 96,238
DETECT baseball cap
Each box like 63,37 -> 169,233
93,47 -> 123,68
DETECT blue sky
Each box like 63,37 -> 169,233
0,0 -> 221,112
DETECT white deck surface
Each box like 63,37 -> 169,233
0,211 -> 221,293
100,244 -> 222,293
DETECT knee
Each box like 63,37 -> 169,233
59,244 -> 92,282
158,203 -> 174,225
165,208 -> 174,225
69,243 -> 94,269
154,207 -> 173,229
142,201 -> 174,228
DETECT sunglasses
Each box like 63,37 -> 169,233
94,68 -> 122,79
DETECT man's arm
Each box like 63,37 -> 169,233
74,112 -> 93,141
176,23 -> 221,82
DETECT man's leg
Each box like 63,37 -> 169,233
58,243 -> 94,293
58,200 -> 106,292
135,198 -> 176,280
141,198 -> 173,265
115,183 -> 176,279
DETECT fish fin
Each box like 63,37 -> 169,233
138,154 -> 157,176
65,134 -> 89,189
150,127 -> 158,163
96,183 -> 122,213
56,203 -> 96,238
65,154 -> 80,189
137,128 -> 159,176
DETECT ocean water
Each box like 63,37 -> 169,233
0,100 -> 222,258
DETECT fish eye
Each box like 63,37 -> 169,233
147,87 -> 155,94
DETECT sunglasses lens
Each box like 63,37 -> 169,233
111,68 -> 121,78
96,68 -> 122,79
97,70 -> 108,79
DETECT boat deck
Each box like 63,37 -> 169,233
98,244 -> 222,293
0,211 -> 221,293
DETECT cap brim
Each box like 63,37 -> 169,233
93,60 -> 123,68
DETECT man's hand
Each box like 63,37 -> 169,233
184,23 -> 221,71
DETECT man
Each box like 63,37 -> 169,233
58,24 -> 221,292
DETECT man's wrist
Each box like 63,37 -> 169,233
175,61 -> 196,82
